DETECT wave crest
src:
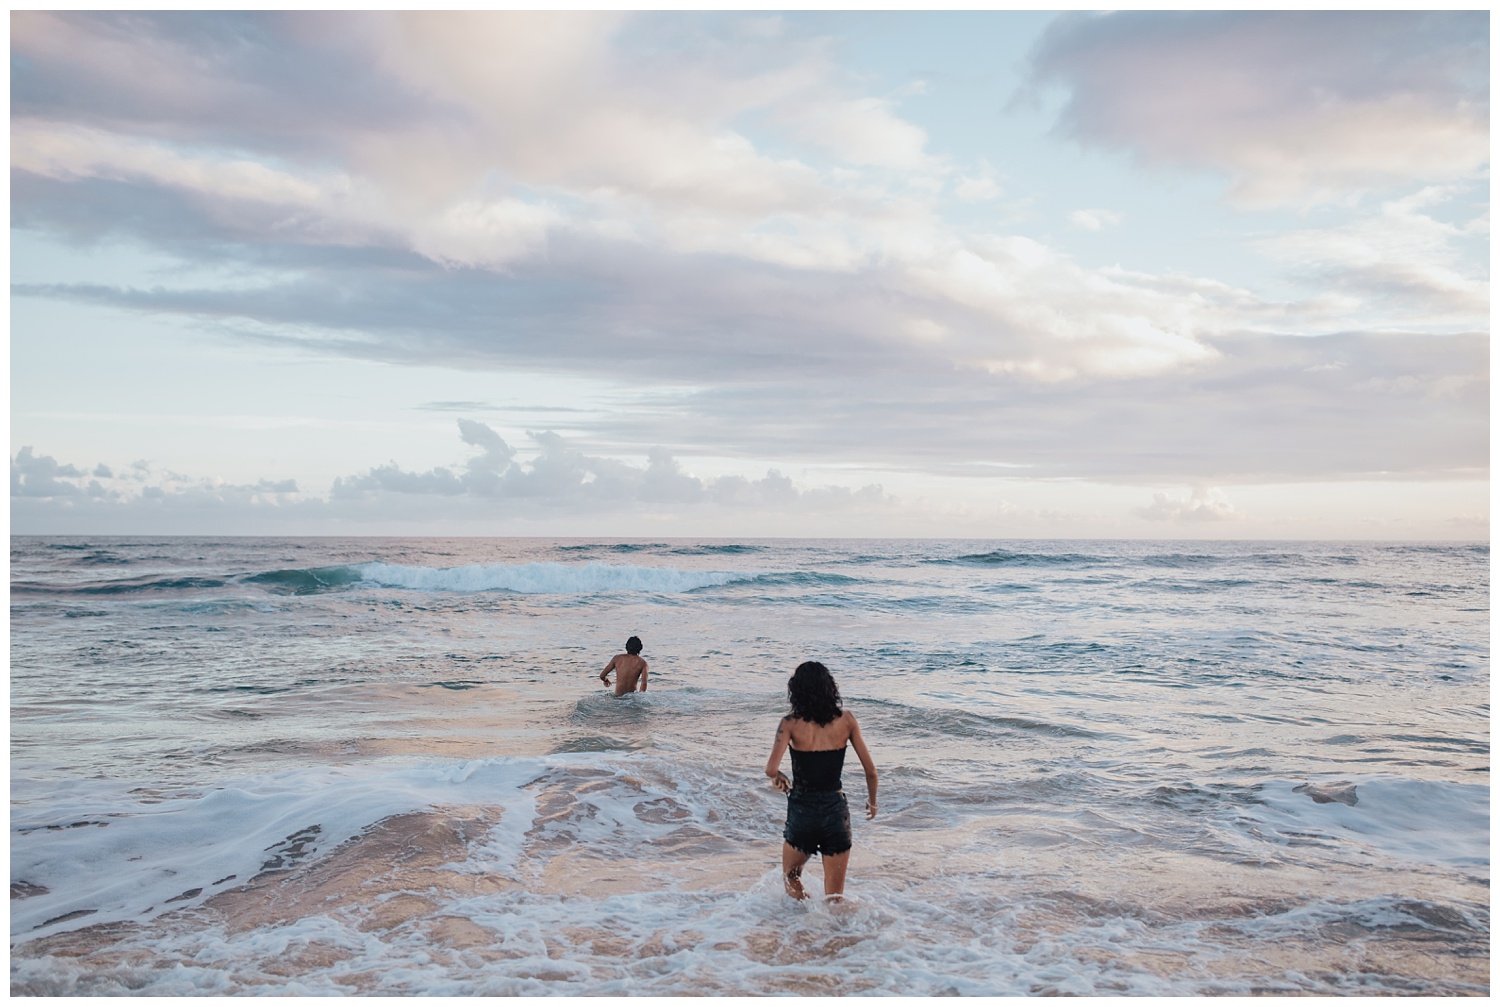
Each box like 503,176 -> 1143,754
354,561 -> 746,594
243,567 -> 366,595
944,549 -> 1099,567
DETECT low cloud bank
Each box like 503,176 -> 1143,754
1134,486 -> 1245,523
332,421 -> 888,513
11,421 -> 891,533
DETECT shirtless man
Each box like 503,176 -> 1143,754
600,636 -> 648,696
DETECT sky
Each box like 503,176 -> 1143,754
9,11 -> 1491,538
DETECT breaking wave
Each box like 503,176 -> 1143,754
942,549 -> 1102,568
350,561 -> 748,595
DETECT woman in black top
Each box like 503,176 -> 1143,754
764,661 -> 879,900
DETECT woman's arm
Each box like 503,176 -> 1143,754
847,711 -> 878,819
764,717 -> 793,793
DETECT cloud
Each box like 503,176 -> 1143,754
1134,486 -> 1245,523
457,416 -> 516,496
8,13 -> 1489,495
12,446 -> 85,497
12,245 -> 1489,483
1255,185 -> 1488,328
785,96 -> 934,171
12,13 -> 897,264
954,176 -> 1001,202
1026,11 -> 1489,206
417,401 -> 499,413
12,11 -> 1260,386
1068,208 -> 1121,231
12,198 -> 1246,385
333,420 -> 890,515
11,445 -> 304,507
953,160 -> 1002,202
596,330 -> 1485,485
27,11 -> 1481,406
11,425 -> 896,534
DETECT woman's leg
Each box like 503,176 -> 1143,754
782,842 -> 812,899
821,850 -> 850,898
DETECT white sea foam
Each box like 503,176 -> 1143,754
10,754 -> 1491,996
10,758 -> 544,940
11,752 -> 770,942
354,561 -> 747,594
11,880 -> 1158,996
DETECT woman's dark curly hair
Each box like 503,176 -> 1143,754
788,661 -> 842,726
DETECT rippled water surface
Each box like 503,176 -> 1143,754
10,537 -> 1490,995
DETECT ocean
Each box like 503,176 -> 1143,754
9,536 -> 1489,995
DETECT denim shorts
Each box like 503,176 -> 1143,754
783,789 -> 852,856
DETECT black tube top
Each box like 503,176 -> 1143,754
789,746 -> 846,794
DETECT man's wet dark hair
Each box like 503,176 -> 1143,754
788,661 -> 842,726
626,636 -> 643,655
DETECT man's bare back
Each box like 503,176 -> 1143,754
601,639 -> 648,696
